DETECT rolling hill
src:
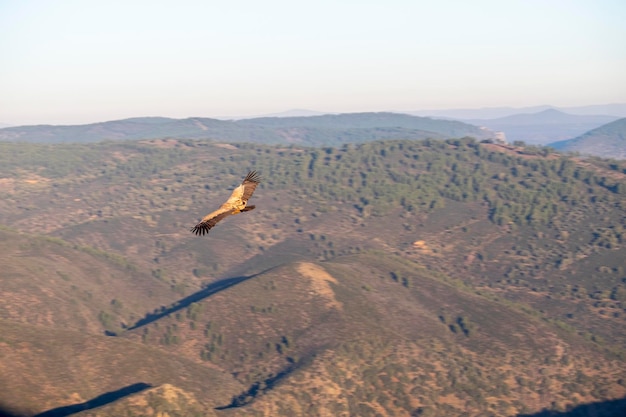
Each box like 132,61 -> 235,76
0,137 -> 625,416
0,112 -> 493,145
549,118 -> 626,159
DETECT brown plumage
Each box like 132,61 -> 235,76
190,171 -> 261,236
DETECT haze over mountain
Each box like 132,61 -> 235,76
1,135 -> 625,416
224,108 -> 332,119
407,103 -> 626,120
549,117 -> 626,159
463,109 -> 620,145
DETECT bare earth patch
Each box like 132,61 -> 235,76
296,262 -> 343,310
214,143 -> 238,150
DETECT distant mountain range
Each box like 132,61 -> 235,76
549,118 -> 626,159
406,103 -> 626,120
463,109 -> 620,145
3,105 -> 626,157
0,112 -> 493,145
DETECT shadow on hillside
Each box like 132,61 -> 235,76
125,268 -> 275,332
215,351 -> 320,410
216,361 -> 298,410
518,396 -> 626,417
0,406 -> 26,417
32,383 -> 151,417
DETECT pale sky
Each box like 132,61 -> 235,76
1,0 -> 625,125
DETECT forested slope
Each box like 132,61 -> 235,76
0,137 -> 625,416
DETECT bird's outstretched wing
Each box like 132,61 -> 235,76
190,209 -> 234,236
223,171 -> 261,206
240,170 -> 261,202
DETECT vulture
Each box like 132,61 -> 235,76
190,171 -> 261,236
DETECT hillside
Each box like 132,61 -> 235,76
0,319 -> 242,416
1,138 -> 625,416
466,109 -> 619,145
0,227 -> 179,334
0,112 -> 493,145
549,118 -> 626,159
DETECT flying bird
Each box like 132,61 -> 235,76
190,171 -> 261,236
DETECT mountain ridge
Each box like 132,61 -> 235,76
549,117 -> 626,159
0,112 -> 492,145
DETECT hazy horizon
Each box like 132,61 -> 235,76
1,0 -> 625,126
2,103 -> 626,129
